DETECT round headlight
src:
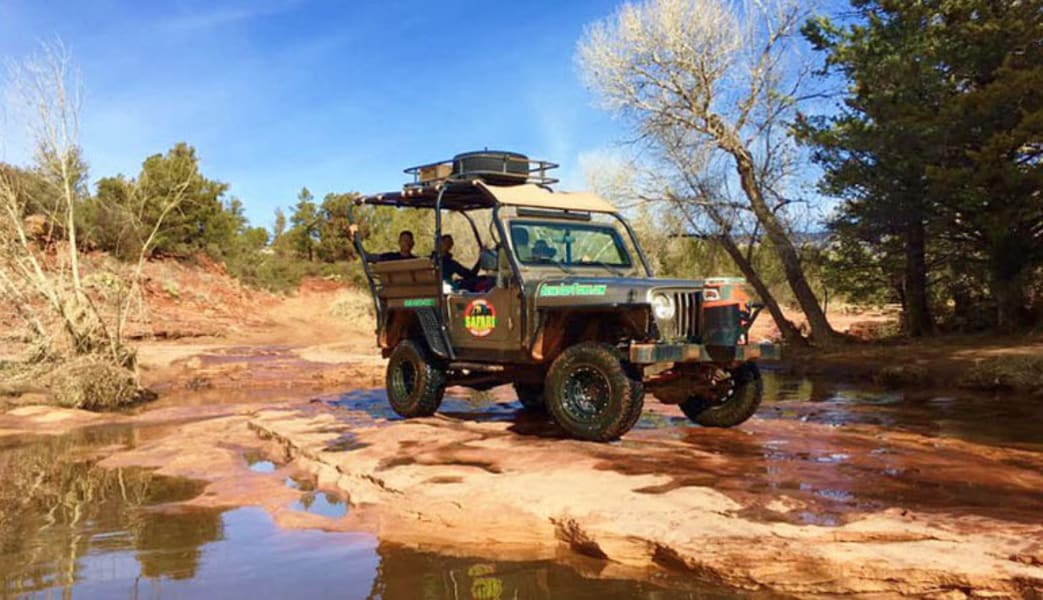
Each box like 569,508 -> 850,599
651,292 -> 675,320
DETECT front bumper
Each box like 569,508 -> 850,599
628,341 -> 781,365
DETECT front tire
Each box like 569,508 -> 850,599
680,362 -> 763,427
545,343 -> 643,441
386,340 -> 446,418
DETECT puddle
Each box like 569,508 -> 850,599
0,425 -> 762,598
5,373 -> 1034,596
331,371 -> 1043,452
327,388 -> 521,425
197,345 -> 296,366
289,491 -> 348,518
248,460 -> 276,473
243,450 -> 277,473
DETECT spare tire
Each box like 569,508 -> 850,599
452,150 -> 529,185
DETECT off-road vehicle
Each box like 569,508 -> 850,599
350,151 -> 780,441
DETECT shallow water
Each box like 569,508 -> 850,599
328,371 -> 1043,451
626,372 -> 1043,525
0,423 -> 767,599
2,373 -> 1039,598
290,491 -> 349,518
757,371 -> 1043,451
327,372 -> 1043,527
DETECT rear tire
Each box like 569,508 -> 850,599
679,362 -> 763,427
386,340 -> 446,418
545,343 -> 642,441
513,383 -> 546,411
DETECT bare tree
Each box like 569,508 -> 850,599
0,41 -> 108,362
578,0 -> 840,345
0,41 -> 188,406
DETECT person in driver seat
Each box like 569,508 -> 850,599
512,227 -> 533,262
531,239 -> 556,262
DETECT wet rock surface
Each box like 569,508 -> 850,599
247,378 -> 1043,598
2,359 -> 1041,598
0,419 -> 747,599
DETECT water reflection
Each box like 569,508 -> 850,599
0,425 -> 220,596
0,427 -> 754,599
760,371 -> 1043,450
3,372 -> 1039,598
330,389 -> 521,426
290,491 -> 349,518
366,544 -> 765,599
244,449 -> 277,473
607,373 -> 1043,525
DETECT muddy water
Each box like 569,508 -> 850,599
0,424 -> 762,599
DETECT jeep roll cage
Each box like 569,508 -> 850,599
348,153 -> 654,341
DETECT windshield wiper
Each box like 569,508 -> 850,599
549,259 -> 575,275
584,260 -> 626,276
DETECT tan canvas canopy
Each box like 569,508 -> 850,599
477,181 -> 618,214
359,181 -> 620,214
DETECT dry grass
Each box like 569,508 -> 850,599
329,288 -> 375,322
49,356 -> 146,409
1,355 -> 149,410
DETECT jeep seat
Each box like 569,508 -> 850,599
370,258 -> 440,300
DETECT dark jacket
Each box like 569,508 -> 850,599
437,253 -> 478,282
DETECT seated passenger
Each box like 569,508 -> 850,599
346,226 -> 416,262
435,234 -> 479,284
375,230 -> 416,262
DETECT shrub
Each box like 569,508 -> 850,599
959,356 -> 1043,391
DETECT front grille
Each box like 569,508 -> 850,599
657,290 -> 700,341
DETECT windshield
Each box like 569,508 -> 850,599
508,220 -> 633,269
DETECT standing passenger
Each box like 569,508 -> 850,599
376,230 -> 416,261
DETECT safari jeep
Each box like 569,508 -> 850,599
350,151 -> 780,441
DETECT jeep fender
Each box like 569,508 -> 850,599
384,308 -> 453,359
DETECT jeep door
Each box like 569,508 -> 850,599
444,247 -> 525,361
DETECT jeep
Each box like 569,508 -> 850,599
350,151 -> 780,441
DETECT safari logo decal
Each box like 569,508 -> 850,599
463,299 -> 496,337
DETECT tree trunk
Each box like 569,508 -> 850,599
717,127 -> 838,345
717,232 -> 807,346
989,234 -> 1033,332
991,267 -> 1028,332
903,217 -> 933,336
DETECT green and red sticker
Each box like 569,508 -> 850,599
464,299 -> 497,337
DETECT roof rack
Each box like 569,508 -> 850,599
404,150 -> 559,190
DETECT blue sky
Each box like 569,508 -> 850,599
0,0 -> 627,227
